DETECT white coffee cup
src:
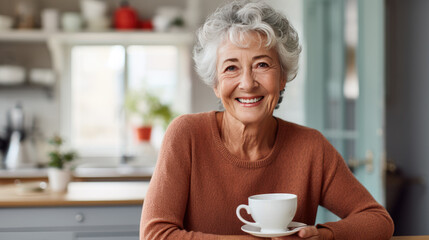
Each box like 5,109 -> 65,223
62,12 -> 83,32
236,193 -> 297,233
42,9 -> 59,32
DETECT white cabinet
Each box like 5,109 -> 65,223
0,205 -> 142,240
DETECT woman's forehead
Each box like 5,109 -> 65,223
224,30 -> 270,48
217,34 -> 277,62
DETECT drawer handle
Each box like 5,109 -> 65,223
75,213 -> 85,223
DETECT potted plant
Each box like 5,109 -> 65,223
125,90 -> 175,142
47,135 -> 77,192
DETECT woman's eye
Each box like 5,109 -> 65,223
225,65 -> 237,72
257,62 -> 269,68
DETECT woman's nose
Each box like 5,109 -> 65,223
239,69 -> 257,91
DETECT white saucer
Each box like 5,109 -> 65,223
241,221 -> 307,238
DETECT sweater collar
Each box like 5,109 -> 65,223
209,111 -> 285,168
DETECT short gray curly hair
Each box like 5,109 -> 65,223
193,0 -> 302,87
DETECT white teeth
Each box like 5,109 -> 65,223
237,97 -> 263,103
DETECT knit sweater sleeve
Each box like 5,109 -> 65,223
316,134 -> 394,239
140,115 -> 227,240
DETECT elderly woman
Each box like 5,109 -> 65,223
140,1 -> 394,239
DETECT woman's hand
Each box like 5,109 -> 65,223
271,226 -> 318,240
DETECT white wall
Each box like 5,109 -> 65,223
268,0 -> 305,125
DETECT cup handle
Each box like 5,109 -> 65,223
236,204 -> 259,227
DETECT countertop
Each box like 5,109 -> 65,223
0,181 -> 149,207
0,166 -> 154,183
0,166 -> 154,178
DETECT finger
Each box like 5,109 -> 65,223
272,236 -> 300,240
271,230 -> 310,240
297,226 -> 319,238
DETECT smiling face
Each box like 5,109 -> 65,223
214,32 -> 286,126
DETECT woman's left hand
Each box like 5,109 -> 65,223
272,226 -> 321,240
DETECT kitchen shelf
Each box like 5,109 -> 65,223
0,82 -> 54,98
0,30 -> 51,42
0,30 -> 194,73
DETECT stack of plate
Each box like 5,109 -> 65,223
0,65 -> 25,85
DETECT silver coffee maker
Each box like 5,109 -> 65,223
1,103 -> 36,169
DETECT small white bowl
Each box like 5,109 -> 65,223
29,68 -> 56,86
0,65 -> 26,84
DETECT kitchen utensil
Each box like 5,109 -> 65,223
80,0 -> 108,21
0,15 -> 13,30
114,1 -> 138,29
3,104 -> 36,169
62,12 -> 83,32
15,0 -> 38,29
241,222 -> 307,238
86,16 -> 110,31
29,68 -> 55,86
153,7 -> 183,32
41,9 -> 59,32
236,193 -> 297,233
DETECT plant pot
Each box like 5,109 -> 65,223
47,168 -> 72,192
135,126 -> 152,142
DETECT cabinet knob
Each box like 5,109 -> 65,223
75,213 -> 85,223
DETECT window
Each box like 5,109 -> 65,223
62,41 -> 191,161
71,45 -> 125,157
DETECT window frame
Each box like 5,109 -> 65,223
57,33 -> 193,163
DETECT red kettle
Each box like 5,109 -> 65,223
114,1 -> 138,29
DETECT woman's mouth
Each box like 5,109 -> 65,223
236,96 -> 264,104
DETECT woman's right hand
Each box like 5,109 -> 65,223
272,227 -> 333,240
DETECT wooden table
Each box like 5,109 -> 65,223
392,236 -> 429,240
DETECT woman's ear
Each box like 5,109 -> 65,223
213,83 -> 221,98
280,76 -> 287,90
280,69 -> 288,89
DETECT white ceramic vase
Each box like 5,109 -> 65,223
47,168 -> 71,192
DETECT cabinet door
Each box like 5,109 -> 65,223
74,229 -> 139,240
0,232 -> 73,240
0,206 -> 141,229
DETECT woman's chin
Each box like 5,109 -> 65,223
231,111 -> 273,126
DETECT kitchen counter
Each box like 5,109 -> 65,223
0,168 -> 48,178
0,166 -> 154,183
0,181 -> 149,207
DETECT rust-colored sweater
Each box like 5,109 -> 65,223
140,111 -> 394,239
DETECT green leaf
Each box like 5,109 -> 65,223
47,135 -> 77,169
